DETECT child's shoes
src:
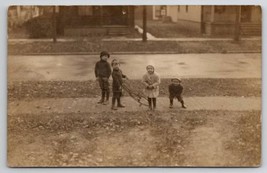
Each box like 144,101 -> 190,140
182,104 -> 187,109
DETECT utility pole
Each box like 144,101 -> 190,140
142,6 -> 147,42
52,6 -> 57,43
234,6 -> 241,42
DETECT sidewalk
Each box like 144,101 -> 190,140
8,36 -> 261,43
8,96 -> 261,115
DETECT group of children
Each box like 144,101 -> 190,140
94,51 -> 187,110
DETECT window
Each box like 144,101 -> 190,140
185,5 -> 188,12
178,5 -> 180,12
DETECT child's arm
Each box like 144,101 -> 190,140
152,75 -> 160,87
113,71 -> 123,86
168,85 -> 172,93
169,84 -> 175,96
121,70 -> 127,79
94,62 -> 99,78
122,74 -> 127,79
142,75 -> 150,87
107,62 -> 112,78
180,85 -> 184,94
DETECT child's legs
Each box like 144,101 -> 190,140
169,96 -> 174,105
112,93 -> 117,106
102,79 -> 110,101
98,78 -> 105,101
113,92 -> 122,105
117,92 -> 123,103
148,98 -> 152,108
177,95 -> 184,105
152,98 -> 156,108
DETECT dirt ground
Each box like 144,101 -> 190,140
7,77 -> 262,167
8,110 -> 261,167
8,78 -> 262,100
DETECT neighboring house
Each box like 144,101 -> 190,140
151,5 -> 261,36
8,6 -> 41,28
134,6 -> 154,20
56,6 -> 135,36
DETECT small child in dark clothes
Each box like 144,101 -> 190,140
168,78 -> 187,109
111,59 -> 127,110
94,51 -> 112,105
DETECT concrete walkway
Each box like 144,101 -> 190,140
8,96 -> 261,115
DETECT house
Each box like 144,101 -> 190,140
152,5 -> 261,36
8,6 -> 41,28
56,6 -> 135,36
134,6 -> 153,20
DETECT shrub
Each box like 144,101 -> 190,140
25,16 -> 53,38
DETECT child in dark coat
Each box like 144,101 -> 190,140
169,78 -> 187,109
111,59 -> 127,110
94,51 -> 112,105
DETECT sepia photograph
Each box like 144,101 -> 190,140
7,5 -> 261,167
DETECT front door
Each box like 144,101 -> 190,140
102,6 -> 128,25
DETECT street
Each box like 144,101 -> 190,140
8,53 -> 261,81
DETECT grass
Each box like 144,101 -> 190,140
8,110 -> 261,166
135,19 -> 204,38
8,39 -> 261,55
8,78 -> 261,100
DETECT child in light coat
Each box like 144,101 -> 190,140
142,65 -> 160,110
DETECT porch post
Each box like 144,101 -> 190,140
142,6 -> 147,42
234,6 -> 241,41
52,6 -> 57,43
100,6 -> 103,26
201,6 -> 205,34
211,6 -> 215,22
210,6 -> 215,35
16,6 -> 21,20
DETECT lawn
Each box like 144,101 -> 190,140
8,39 -> 261,55
135,19 -> 204,38
8,78 -> 261,100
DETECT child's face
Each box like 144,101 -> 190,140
147,66 -> 154,74
112,61 -> 120,69
101,55 -> 108,61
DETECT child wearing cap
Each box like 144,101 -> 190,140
168,78 -> 187,109
142,65 -> 161,110
111,59 -> 127,110
94,51 -> 112,105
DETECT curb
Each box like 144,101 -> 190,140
8,37 -> 261,43
8,51 -> 261,56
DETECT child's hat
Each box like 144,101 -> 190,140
100,51 -> 110,58
171,77 -> 181,82
146,65 -> 154,70
111,59 -> 119,66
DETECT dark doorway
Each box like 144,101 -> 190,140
102,6 -> 128,25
